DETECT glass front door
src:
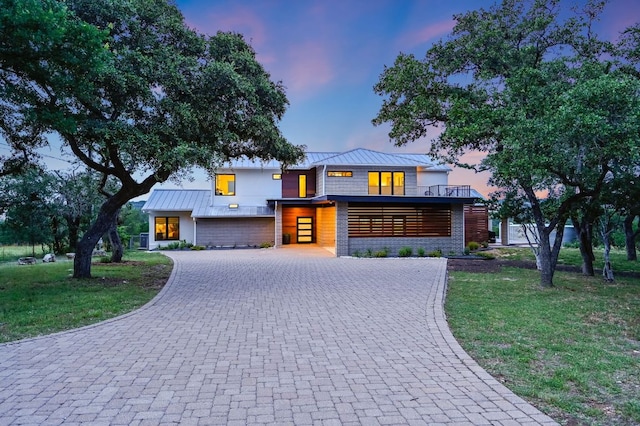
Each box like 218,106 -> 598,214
297,217 -> 313,243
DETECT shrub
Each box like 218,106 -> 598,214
352,250 -> 361,258
467,241 -> 480,251
417,247 -> 426,257
398,247 -> 413,257
259,242 -> 273,248
464,246 -> 471,255
480,241 -> 489,248
190,245 -> 205,250
365,248 -> 374,258
427,249 -> 442,258
475,251 -> 495,260
374,248 -> 389,258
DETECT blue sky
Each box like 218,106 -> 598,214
173,0 -> 638,196
3,0 -> 637,197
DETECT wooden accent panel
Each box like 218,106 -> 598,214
282,169 -> 316,198
348,203 -> 451,237
464,204 -> 489,244
282,207 -> 316,244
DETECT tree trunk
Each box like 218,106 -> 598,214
108,212 -> 123,263
602,232 -> 615,282
73,201 -> 121,278
623,215 -> 638,261
65,216 -> 81,252
571,215 -> 595,275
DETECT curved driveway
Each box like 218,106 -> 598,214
0,249 -> 557,425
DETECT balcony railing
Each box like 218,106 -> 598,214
419,185 -> 471,197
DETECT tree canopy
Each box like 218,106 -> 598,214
0,0 -> 304,277
373,0 -> 640,287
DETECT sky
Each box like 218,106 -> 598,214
2,0 -> 638,198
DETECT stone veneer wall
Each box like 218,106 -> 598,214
196,218 -> 275,247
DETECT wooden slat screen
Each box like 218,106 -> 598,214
464,205 -> 489,244
348,204 -> 451,237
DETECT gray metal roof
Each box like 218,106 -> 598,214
192,205 -> 275,218
215,149 -> 448,170
142,189 -> 209,212
308,148 -> 428,167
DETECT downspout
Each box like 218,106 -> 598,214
322,164 -> 327,196
193,217 -> 197,246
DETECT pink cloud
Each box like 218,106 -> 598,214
183,6 -> 268,48
281,41 -> 335,98
397,19 -> 456,49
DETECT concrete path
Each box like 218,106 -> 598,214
0,249 -> 557,425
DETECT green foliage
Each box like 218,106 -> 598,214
1,0 -> 305,278
190,245 -> 205,250
259,242 -> 273,248
372,0 -> 640,288
417,247 -> 426,257
427,249 -> 442,258
467,241 -> 480,251
463,246 -> 470,255
398,246 -> 413,257
373,248 -> 389,258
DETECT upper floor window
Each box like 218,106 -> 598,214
299,174 -> 307,198
215,174 -> 235,196
155,217 -> 180,240
368,171 -> 404,195
272,173 -> 282,180
327,171 -> 353,177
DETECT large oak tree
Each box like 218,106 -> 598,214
1,0 -> 304,277
373,0 -> 640,287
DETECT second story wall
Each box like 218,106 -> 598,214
212,168 -> 281,206
282,169 -> 316,198
320,166 -> 418,196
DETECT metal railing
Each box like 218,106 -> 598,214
419,185 -> 471,197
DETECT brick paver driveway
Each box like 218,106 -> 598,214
0,249 -> 557,425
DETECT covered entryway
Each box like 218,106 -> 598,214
297,217 -> 313,243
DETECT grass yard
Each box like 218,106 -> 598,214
0,251 -> 172,343
446,247 -> 640,425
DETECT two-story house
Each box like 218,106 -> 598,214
142,148 -> 485,256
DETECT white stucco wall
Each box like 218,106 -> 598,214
147,211 -> 195,250
416,169 -> 449,187
212,168 -> 281,207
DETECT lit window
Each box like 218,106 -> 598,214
298,174 -> 307,198
327,171 -> 353,177
272,173 -> 282,180
155,217 -> 180,240
368,172 -> 404,195
215,174 -> 235,196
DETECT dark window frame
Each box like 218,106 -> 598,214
368,171 -> 405,195
155,216 -> 180,241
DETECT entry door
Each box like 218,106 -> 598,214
297,217 -> 313,243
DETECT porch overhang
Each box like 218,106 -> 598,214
312,195 -> 476,205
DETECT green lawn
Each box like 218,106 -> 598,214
446,247 -> 640,425
0,251 -> 172,343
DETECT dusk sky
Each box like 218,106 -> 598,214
172,0 -> 638,196
3,1 -> 638,197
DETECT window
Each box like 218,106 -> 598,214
327,171 -> 353,177
298,174 -> 307,198
368,172 -> 404,195
155,217 -> 180,240
272,173 -> 282,180
215,174 -> 235,196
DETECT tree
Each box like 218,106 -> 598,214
0,167 -> 57,255
373,0 -> 640,287
1,0 -> 304,278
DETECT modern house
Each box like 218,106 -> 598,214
142,148 -> 486,256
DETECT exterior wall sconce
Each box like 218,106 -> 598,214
228,203 -> 239,209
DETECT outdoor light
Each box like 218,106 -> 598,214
228,203 -> 239,209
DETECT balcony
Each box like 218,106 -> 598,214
419,185 -> 471,197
